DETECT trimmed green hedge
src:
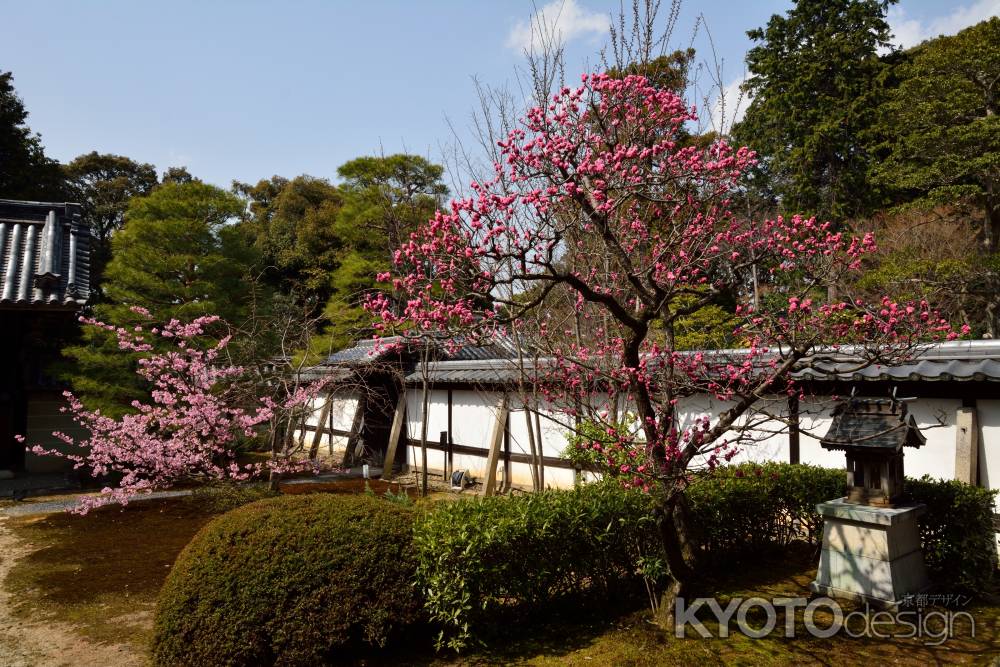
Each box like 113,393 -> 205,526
153,494 -> 419,667
686,462 -> 998,590
906,476 -> 998,590
686,461 -> 843,559
412,483 -> 662,651
155,465 -> 997,661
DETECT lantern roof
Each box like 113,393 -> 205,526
819,397 -> 926,452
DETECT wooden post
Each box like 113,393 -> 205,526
342,394 -> 367,469
447,389 -> 454,479
419,376 -> 430,497
534,408 -> 545,490
308,396 -> 333,460
503,421 -> 511,492
439,430 -> 448,483
381,392 -> 407,481
955,406 -> 979,484
481,395 -> 509,497
327,395 -> 335,457
788,394 -> 800,464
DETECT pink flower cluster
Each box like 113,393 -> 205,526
366,70 -> 965,494
25,309 -> 322,513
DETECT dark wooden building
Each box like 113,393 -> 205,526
0,200 -> 90,474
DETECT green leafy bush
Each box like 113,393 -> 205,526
686,463 -> 998,591
686,462 -> 843,560
905,476 -> 998,590
153,494 -> 419,667
413,482 -> 662,651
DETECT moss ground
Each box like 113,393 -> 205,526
2,484 -> 998,666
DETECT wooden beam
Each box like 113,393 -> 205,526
447,389 -> 454,479
308,396 -> 333,460
342,394 -> 367,469
401,437 -> 594,471
788,394 -> 800,464
481,395 -> 509,497
503,419 -> 511,492
381,392 -> 407,481
955,406 -> 979,484
439,430 -> 448,483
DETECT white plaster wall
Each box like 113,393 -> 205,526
676,395 -> 790,468
293,391 -> 359,455
399,387 -> 975,496
899,398 -> 960,482
976,400 -> 1000,511
452,451 -> 488,479
450,388 -> 506,482
726,396 -> 790,466
449,389 -> 502,449
773,395 -> 960,479
328,393 -> 360,433
406,389 -> 449,472
508,397 -> 575,460
798,398 -> 843,469
403,389 -> 581,489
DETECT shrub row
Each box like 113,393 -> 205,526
686,461 -> 998,590
154,465 -> 998,664
906,475 -> 998,590
686,461 -> 843,558
411,482 -> 662,651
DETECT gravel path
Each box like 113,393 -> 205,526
0,490 -> 191,518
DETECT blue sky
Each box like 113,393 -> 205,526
1,0 -> 996,190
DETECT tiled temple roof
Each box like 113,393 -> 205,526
0,200 -> 90,309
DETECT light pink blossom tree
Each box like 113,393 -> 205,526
26,309 -> 323,513
367,71 -> 965,609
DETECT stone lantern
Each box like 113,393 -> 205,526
821,397 -> 925,506
810,396 -> 930,607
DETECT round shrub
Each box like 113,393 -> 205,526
152,493 -> 419,667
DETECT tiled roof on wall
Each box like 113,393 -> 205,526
393,340 -> 1000,385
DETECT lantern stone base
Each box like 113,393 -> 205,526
810,499 -> 929,608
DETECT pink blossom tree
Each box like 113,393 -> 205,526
26,309 -> 323,513
367,71 -> 964,610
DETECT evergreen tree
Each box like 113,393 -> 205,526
234,175 -> 343,302
733,0 -> 896,223
63,151 -> 159,292
0,71 -> 65,200
312,154 -> 447,355
874,17 -> 1000,250
859,18 -> 1000,336
61,181 -> 256,414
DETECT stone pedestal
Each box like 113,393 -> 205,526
810,499 -> 929,608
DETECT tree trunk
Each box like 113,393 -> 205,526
654,492 -> 697,625
984,128 -> 998,253
268,417 -> 285,492
268,470 -> 282,492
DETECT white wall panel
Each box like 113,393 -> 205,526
405,389 -> 449,468
450,389 -> 502,449
977,400 -> 1000,511
904,398 -> 960,482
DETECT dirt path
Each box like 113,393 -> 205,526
0,514 -> 147,667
